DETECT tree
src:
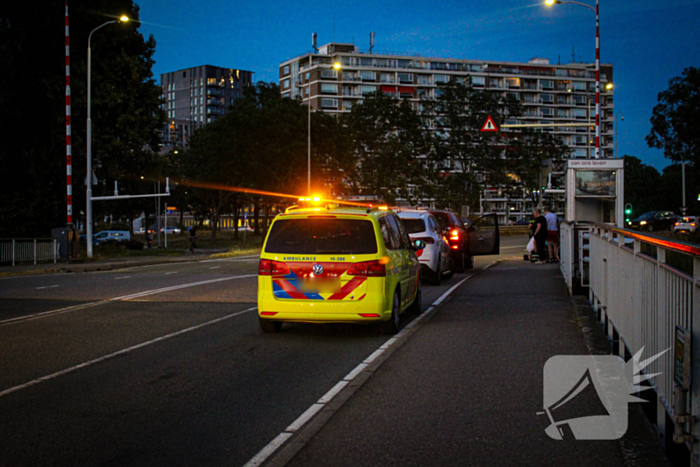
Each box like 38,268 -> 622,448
507,129 -> 570,208
0,1 -> 164,237
647,67 -> 700,166
343,92 -> 431,204
623,156 -> 662,217
427,79 -> 521,212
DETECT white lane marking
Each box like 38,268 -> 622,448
501,245 -> 527,250
111,275 -> 257,301
209,267 -> 220,270
242,268 -> 479,467
164,272 -> 178,275
0,306 -> 257,399
115,254 -> 260,270
0,274 -> 258,325
317,381 -> 348,404
343,363 -> 368,381
285,404 -> 324,432
35,285 -> 59,290
243,433 -> 293,467
363,348 -> 385,364
115,276 -> 131,280
432,275 -> 473,306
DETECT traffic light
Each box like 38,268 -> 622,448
624,203 -> 632,224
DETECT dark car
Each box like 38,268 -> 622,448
515,217 -> 533,226
430,210 -> 500,272
628,211 -> 679,232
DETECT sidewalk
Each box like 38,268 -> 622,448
0,248 -> 231,277
279,258 -> 669,467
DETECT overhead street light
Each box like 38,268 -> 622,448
86,15 -> 129,258
545,0 -> 602,159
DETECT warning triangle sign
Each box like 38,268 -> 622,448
481,115 -> 499,132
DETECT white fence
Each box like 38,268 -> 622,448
0,239 -> 59,266
585,223 -> 700,453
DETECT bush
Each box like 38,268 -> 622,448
124,239 -> 145,250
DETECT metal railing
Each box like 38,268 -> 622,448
585,223 -> 700,448
0,239 -> 59,266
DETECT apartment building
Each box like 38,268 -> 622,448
279,43 -> 614,222
160,65 -> 254,151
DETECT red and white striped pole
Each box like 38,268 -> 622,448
594,0 -> 600,158
65,0 -> 73,225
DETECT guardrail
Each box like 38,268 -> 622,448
0,239 -> 59,266
586,223 -> 700,452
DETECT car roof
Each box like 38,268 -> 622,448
279,204 -> 390,220
396,210 -> 431,219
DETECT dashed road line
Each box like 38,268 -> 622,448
35,285 -> 59,290
0,306 -> 257,399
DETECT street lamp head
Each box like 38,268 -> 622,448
119,15 -> 129,23
333,62 -> 341,70
545,0 -> 558,5
606,83 -> 613,90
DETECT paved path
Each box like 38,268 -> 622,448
276,258 -> 668,467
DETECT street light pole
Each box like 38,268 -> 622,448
86,16 -> 128,258
307,52 -> 312,196
545,0 -> 601,158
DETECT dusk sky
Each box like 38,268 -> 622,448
137,0 -> 700,172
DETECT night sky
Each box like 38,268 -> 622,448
136,0 -> 700,172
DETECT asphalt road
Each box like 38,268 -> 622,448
0,238 -> 529,466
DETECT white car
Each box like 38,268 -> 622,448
397,209 -> 453,285
674,216 -> 698,233
161,226 -> 182,234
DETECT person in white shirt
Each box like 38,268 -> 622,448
544,206 -> 560,263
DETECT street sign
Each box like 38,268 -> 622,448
481,115 -> 499,132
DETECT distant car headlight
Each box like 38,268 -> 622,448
640,221 -> 647,225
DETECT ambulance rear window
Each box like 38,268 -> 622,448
265,219 -> 378,254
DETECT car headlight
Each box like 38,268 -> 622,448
640,221 -> 647,225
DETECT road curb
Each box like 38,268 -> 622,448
262,296 -> 453,467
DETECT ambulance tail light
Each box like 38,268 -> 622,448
259,259 -> 290,276
348,260 -> 386,277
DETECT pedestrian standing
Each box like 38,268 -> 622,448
533,209 -> 548,264
188,225 -> 196,253
146,230 -> 152,249
544,206 -> 560,263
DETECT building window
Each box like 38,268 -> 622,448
541,94 -> 554,103
283,65 -> 290,75
541,80 -> 554,90
282,79 -> 290,90
321,69 -> 337,79
321,83 -> 338,94
342,100 -> 353,111
207,77 -> 217,85
434,74 -> 449,83
573,95 -> 587,106
571,81 -> 587,91
417,75 -> 430,85
360,70 -> 376,81
506,77 -> 520,88
380,73 -> 394,83
471,76 -> 485,87
360,85 -> 376,95
573,108 -> 587,119
321,98 -> 338,109
398,73 -> 413,84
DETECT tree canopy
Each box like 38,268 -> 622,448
647,66 -> 700,166
0,0 -> 164,237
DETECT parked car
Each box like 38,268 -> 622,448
628,211 -> 679,232
397,209 -> 453,285
430,210 -> 500,272
257,202 -> 422,334
161,226 -> 182,234
515,217 -> 533,226
673,216 -> 698,234
93,230 -> 131,244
